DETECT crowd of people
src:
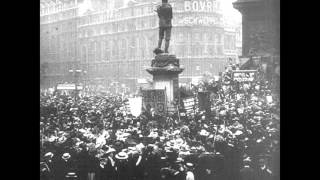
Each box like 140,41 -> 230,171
40,66 -> 280,180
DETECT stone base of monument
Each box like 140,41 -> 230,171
146,54 -> 184,107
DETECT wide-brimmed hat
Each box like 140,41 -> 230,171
186,162 -> 194,168
105,148 -> 116,154
199,129 -> 209,136
115,152 -> 128,160
44,152 -> 54,158
62,153 -> 71,160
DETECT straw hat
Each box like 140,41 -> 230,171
115,152 -> 129,160
186,162 -> 194,168
44,152 -> 54,158
62,153 -> 71,160
105,148 -> 116,154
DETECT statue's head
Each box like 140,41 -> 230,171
162,0 -> 168,3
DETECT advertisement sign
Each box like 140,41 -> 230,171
175,15 -> 218,26
232,70 -> 257,82
141,89 -> 166,115
184,0 -> 219,12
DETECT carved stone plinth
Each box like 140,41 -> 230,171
146,53 -> 184,104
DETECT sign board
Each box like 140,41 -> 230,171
141,89 -> 166,115
183,97 -> 196,114
56,84 -> 83,90
198,91 -> 211,111
184,0 -> 219,13
232,70 -> 257,82
175,15 -> 218,26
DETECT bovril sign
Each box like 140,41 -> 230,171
184,0 -> 219,12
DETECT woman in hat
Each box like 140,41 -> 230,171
101,148 -> 117,180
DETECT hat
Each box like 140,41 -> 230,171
62,153 -> 71,160
105,148 -> 116,154
243,157 -> 252,162
199,129 -> 209,136
186,162 -> 194,168
44,152 -> 54,158
176,157 -> 184,162
115,152 -> 129,160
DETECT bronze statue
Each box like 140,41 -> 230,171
155,0 -> 173,53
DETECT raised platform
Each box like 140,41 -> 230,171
146,53 -> 184,104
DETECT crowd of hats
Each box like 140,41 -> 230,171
40,67 -> 279,179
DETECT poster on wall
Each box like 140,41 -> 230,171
141,89 -> 167,115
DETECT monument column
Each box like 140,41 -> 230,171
146,54 -> 184,105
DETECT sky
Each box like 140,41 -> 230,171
220,0 -> 242,24
79,0 -> 242,23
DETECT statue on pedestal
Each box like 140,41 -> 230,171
155,0 -> 172,54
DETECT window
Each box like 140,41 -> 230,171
120,39 -> 127,59
104,40 -> 111,61
96,41 -> 101,61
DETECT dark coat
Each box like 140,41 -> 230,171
156,3 -> 173,28
53,159 -> 74,180
255,168 -> 273,180
240,166 -> 256,180
115,159 -> 130,180
100,157 -> 117,180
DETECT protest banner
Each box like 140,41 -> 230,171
128,97 -> 143,117
198,91 -> 211,111
232,70 -> 257,82
183,97 -> 196,115
141,89 -> 167,115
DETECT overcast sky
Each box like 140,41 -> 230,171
80,0 -> 242,23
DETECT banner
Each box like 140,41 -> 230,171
232,70 -> 257,82
56,83 -> 83,90
198,91 -> 211,111
183,97 -> 196,114
141,89 -> 166,115
128,97 -> 143,117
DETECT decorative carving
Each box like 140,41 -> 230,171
151,54 -> 179,68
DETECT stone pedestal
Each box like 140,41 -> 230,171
146,54 -> 184,106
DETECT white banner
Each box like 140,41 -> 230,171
128,97 -> 143,117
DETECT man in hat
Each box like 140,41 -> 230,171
76,144 -> 90,180
86,148 -> 100,180
185,163 -> 195,180
115,152 -> 130,180
54,153 -> 74,180
41,152 -> 55,180
255,158 -> 273,180
101,148 -> 117,180
240,157 -> 256,180
155,0 -> 173,53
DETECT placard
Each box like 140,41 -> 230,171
141,89 -> 166,115
232,70 -> 257,82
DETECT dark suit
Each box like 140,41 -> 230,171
240,166 -> 256,180
156,2 -> 173,52
53,159 -> 74,180
255,167 -> 273,180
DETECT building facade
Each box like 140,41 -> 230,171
41,0 -> 241,92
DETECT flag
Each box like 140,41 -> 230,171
128,97 -> 143,117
